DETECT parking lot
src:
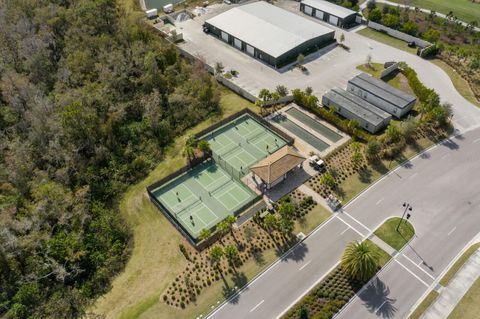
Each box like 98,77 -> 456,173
176,0 -> 361,96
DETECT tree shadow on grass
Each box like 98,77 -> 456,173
252,249 -> 265,266
358,167 -> 373,184
359,277 -> 397,318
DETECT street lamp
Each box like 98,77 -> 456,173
396,202 -> 413,231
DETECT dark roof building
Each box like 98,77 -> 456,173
322,88 -> 391,133
204,1 -> 335,68
347,73 -> 417,118
300,0 -> 359,28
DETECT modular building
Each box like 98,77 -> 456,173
347,73 -> 417,118
300,0 -> 359,28
322,88 -> 391,133
204,1 -> 335,68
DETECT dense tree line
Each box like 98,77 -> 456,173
0,0 -> 220,318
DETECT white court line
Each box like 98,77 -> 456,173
401,254 -> 435,280
473,138 -> 480,143
335,216 -> 365,237
395,260 -> 429,287
249,300 -> 264,312
376,198 -> 383,205
340,227 -> 350,235
409,173 -> 418,179
299,260 -> 311,271
341,211 -> 372,233
447,226 -> 457,236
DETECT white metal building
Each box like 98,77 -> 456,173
300,0 -> 359,28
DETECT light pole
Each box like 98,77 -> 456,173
397,202 -> 413,231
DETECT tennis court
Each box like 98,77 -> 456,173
202,114 -> 287,175
151,160 -> 257,239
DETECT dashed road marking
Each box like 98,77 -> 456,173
249,300 -> 264,312
335,216 -> 365,237
340,227 -> 350,235
473,138 -> 480,143
410,173 -> 418,179
299,260 -> 311,271
376,198 -> 383,205
447,226 -> 457,236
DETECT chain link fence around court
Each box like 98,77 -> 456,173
212,152 -> 246,182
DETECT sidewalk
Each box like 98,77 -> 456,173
421,249 -> 480,319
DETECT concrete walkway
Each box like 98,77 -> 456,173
421,249 -> 480,319
298,184 -> 331,212
369,234 -> 396,256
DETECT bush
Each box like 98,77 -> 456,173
401,65 -> 435,102
368,8 -> 382,22
179,244 -> 190,261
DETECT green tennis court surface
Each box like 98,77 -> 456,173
151,160 -> 256,239
202,114 -> 287,175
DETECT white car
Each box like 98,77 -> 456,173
308,155 -> 326,172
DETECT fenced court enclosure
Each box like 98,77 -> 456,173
148,110 -> 293,245
201,113 -> 288,179
149,160 -> 257,241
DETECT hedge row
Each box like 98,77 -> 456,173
400,65 -> 435,103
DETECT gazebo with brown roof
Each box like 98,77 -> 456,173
250,146 -> 306,190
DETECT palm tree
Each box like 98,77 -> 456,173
224,215 -> 238,242
216,220 -> 230,243
277,217 -> 294,238
199,228 -> 212,242
197,139 -> 211,155
209,245 -> 224,269
279,201 -> 295,219
263,214 -> 277,232
341,241 -> 380,281
224,245 -> 239,271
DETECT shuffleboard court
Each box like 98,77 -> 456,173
285,107 -> 342,143
151,159 -> 257,239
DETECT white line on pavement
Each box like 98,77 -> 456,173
376,300 -> 388,313
473,138 -> 480,143
335,216 -> 365,237
409,173 -> 418,179
249,300 -> 264,312
447,226 -> 457,236
340,228 -> 350,235
299,261 -> 311,271
342,211 -> 372,233
395,260 -> 429,287
441,154 -> 451,159
401,254 -> 435,281
376,198 -> 383,205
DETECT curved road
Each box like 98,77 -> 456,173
206,6 -> 480,319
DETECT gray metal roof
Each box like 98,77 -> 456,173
349,73 -> 417,109
324,88 -> 391,127
205,1 -> 334,58
301,0 -> 357,19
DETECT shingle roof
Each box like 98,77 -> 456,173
301,0 -> 357,19
205,1 -> 334,58
250,146 -> 306,184
324,88 -> 391,127
349,73 -> 417,109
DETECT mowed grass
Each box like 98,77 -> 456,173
440,243 -> 480,286
387,0 -> 480,24
357,28 -> 418,55
374,217 -> 415,251
294,204 -> 332,235
408,290 -> 439,319
357,63 -> 415,95
366,239 -> 393,267
92,88 -> 256,319
448,277 -> 480,319
430,59 -> 480,108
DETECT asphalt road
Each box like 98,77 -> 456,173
207,127 -> 480,319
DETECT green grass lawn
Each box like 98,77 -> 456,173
357,28 -> 418,55
440,243 -> 480,286
387,0 -> 480,24
448,277 -> 480,319
294,204 -> 332,235
408,290 -> 439,319
366,239 -> 392,267
357,63 -> 415,95
374,217 -> 415,251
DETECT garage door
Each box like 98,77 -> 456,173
234,38 -> 242,49
304,5 -> 312,15
329,15 -> 339,26
246,44 -> 254,56
221,31 -> 228,42
315,10 -> 324,20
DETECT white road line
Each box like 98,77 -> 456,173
376,198 -> 383,205
249,300 -> 264,312
473,138 -> 480,143
409,173 -> 418,179
335,216 -> 365,237
418,260 -> 424,267
299,260 -> 311,271
401,254 -> 436,281
376,300 -> 388,312
342,211 -> 372,232
395,260 -> 429,287
340,227 -> 350,235
447,226 -> 457,236
441,154 -> 451,159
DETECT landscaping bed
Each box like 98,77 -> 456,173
408,290 -> 439,319
282,240 -> 391,319
440,243 -> 480,286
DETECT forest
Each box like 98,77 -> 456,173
0,0 -> 220,318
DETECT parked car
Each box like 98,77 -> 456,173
308,155 -> 326,173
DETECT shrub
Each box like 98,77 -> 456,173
179,244 -> 190,261
368,8 -> 382,22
